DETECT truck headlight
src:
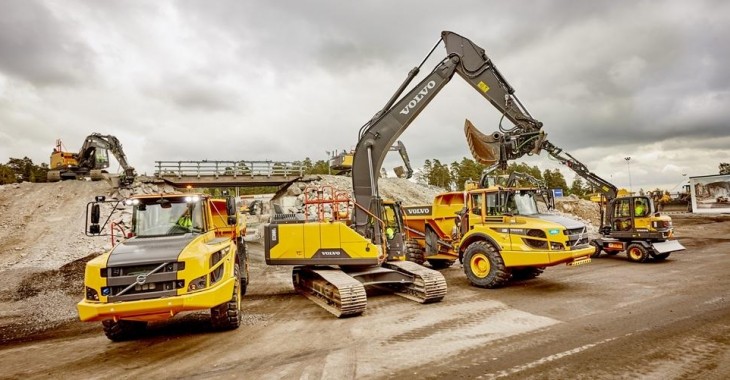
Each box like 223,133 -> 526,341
550,242 -> 565,251
86,287 -> 99,301
188,275 -> 207,291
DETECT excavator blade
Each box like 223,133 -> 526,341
464,119 -> 502,165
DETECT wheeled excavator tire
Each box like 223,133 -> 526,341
211,263 -> 242,330
651,252 -> 671,261
590,240 -> 602,258
102,319 -> 148,341
626,243 -> 650,263
463,241 -> 511,288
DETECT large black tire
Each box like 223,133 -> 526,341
463,241 -> 511,288
590,240 -> 602,258
102,319 -> 147,342
652,252 -> 671,261
511,267 -> 545,281
238,240 -> 249,296
626,243 -> 650,263
211,263 -> 242,330
428,259 -> 456,270
405,239 -> 425,265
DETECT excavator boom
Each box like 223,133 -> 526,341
353,31 -> 546,238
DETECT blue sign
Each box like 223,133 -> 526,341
552,188 -> 564,197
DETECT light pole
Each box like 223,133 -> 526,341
624,157 -> 632,193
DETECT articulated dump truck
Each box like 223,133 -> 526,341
78,193 -> 249,341
401,183 -> 594,288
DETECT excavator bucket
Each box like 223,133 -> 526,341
464,119 -> 502,165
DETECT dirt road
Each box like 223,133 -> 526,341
1,214 -> 728,379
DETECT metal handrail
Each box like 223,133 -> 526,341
154,160 -> 305,178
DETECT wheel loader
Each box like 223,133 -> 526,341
77,192 -> 249,341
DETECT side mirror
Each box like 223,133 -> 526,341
226,197 -> 237,226
90,204 -> 101,224
88,203 -> 101,234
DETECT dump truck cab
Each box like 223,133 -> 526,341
78,193 -> 248,341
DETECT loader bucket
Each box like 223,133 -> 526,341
464,119 -> 501,165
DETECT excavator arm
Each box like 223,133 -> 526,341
540,141 -> 618,200
352,31 -> 546,238
391,140 -> 414,179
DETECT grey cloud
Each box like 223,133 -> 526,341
0,0 -> 94,86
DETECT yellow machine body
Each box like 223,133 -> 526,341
265,221 -> 381,266
78,193 -> 245,323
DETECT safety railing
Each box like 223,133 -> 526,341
154,160 -> 305,178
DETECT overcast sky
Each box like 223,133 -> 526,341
1,0 -> 728,192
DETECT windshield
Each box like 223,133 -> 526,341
507,192 -> 540,215
132,199 -> 203,237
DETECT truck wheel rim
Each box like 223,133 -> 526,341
470,253 -> 490,278
628,247 -> 641,260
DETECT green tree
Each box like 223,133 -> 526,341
0,164 -> 15,184
450,157 -> 486,190
543,168 -> 568,191
422,159 -> 452,190
6,157 -> 47,183
569,177 -> 587,197
720,162 -> 730,175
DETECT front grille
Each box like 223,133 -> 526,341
102,262 -> 185,302
565,227 -> 589,247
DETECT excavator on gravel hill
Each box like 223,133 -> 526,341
264,31 -> 592,317
48,133 -> 136,187
329,140 -> 414,179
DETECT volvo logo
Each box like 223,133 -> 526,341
404,207 -> 431,216
399,80 -> 436,115
136,274 -> 147,284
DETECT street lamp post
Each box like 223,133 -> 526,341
624,157 -> 632,193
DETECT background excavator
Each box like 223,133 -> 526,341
48,133 -> 136,187
264,31 -> 595,316
329,140 -> 414,179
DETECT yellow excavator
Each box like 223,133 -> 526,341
48,133 -> 136,186
263,31 -> 597,317
329,140 -> 414,179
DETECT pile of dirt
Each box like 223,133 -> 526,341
554,195 -> 602,233
276,175 -> 444,212
0,179 -> 181,343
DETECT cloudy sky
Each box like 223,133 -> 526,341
1,0 -> 728,192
